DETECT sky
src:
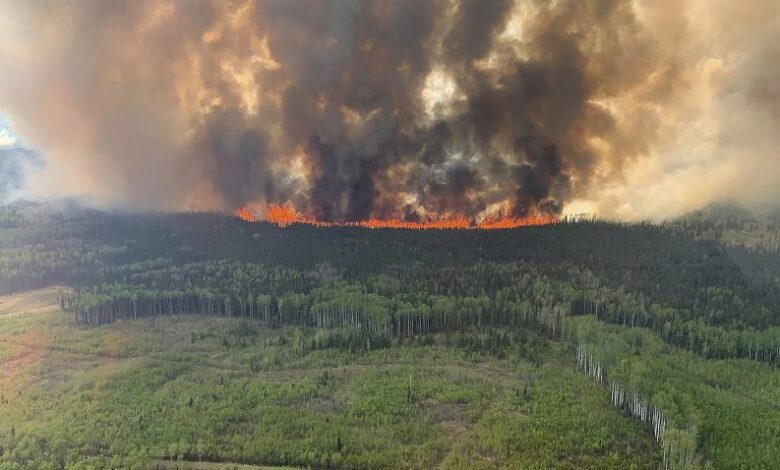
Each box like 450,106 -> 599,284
0,123 -> 16,147
0,115 -> 41,203
0,0 -> 779,221
0,115 -> 16,143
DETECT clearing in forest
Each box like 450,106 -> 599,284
0,286 -> 62,317
0,313 -> 659,468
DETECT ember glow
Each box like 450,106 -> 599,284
236,205 -> 557,230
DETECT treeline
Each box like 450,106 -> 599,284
4,204 -> 779,321
53,253 -> 780,365
571,283 -> 780,365
0,207 -> 24,227
576,341 -> 704,470
673,203 -> 780,251
59,279 -> 568,339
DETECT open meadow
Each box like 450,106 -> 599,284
0,289 -> 659,469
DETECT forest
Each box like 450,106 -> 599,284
1,202 -> 780,469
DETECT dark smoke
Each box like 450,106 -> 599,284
0,0 -> 690,219
196,108 -> 274,209
252,0 -> 656,221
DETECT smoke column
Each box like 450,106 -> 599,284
0,0 -> 778,221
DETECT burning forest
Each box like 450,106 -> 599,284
3,2 -> 780,469
235,204 -> 558,229
3,0 -> 780,222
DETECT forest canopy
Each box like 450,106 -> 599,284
1,202 -> 779,468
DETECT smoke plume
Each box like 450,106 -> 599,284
0,0 -> 779,221
0,146 -> 41,203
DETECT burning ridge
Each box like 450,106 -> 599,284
235,205 -> 557,230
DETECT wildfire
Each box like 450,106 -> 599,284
477,213 -> 558,229
267,205 -> 299,227
235,206 -> 254,222
236,204 -> 558,229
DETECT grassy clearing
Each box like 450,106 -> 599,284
0,286 -> 62,317
0,294 -> 659,469
152,459 -> 296,469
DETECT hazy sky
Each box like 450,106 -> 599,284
0,122 -> 15,148
1,0 -> 779,221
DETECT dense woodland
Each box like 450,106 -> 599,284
2,202 -> 780,468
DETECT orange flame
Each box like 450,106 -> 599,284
236,204 -> 558,229
267,205 -> 299,227
235,206 -> 255,222
477,213 -> 558,229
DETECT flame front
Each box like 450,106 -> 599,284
267,205 -> 299,227
235,207 -> 254,222
236,205 -> 557,230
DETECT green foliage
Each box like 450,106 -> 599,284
2,203 -> 780,468
574,316 -> 780,468
0,315 -> 659,469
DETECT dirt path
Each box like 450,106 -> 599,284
0,286 -> 63,317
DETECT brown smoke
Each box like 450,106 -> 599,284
0,0 -> 778,220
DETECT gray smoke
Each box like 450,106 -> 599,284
0,145 -> 42,203
0,0 -> 778,220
